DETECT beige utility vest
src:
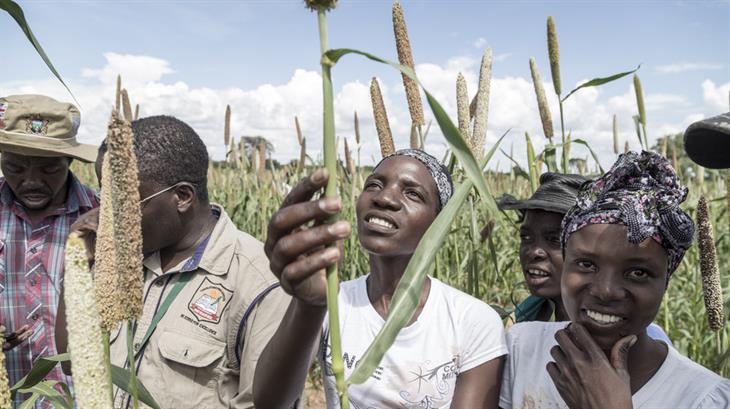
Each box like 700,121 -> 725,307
109,206 -> 289,409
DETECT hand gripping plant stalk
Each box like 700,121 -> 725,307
64,235 -> 113,409
306,0 -> 349,407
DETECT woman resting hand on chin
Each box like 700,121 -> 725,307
254,149 -> 507,409
499,151 -> 730,409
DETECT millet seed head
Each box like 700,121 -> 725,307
529,57 -> 554,140
65,234 -> 114,409
697,196 -> 725,331
393,2 -> 424,127
107,112 -> 144,320
547,16 -> 561,96
370,77 -> 395,157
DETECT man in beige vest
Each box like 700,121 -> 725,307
57,115 -> 289,408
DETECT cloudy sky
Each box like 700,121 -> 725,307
2,0 -> 729,170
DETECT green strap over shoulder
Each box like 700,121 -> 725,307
135,271 -> 195,356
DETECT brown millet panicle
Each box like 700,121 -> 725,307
344,138 -> 353,175
529,58 -> 554,140
456,73 -> 472,150
94,153 -> 124,332
612,114 -> 619,155
64,234 -> 114,409
107,112 -> 144,320
547,16 -> 561,96
370,78 -> 395,157
393,2 -> 424,128
624,141 -> 630,154
472,48 -> 493,159
697,196 -> 725,331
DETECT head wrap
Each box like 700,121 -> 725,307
498,172 -> 589,216
374,149 -> 454,211
560,151 -> 694,277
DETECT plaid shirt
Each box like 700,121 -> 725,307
0,172 -> 98,408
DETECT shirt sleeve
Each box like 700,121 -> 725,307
230,285 -> 291,409
498,328 -> 518,409
698,380 -> 730,409
459,301 -> 508,373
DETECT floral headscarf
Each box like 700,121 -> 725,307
375,149 -> 454,211
561,151 -> 694,277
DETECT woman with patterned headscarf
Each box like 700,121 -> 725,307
255,150 -> 507,409
500,151 -> 730,409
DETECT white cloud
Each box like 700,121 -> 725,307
494,52 -> 513,62
654,63 -> 723,74
2,52 -> 722,173
701,79 -> 730,112
473,37 -> 487,49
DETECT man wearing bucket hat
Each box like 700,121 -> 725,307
0,94 -> 99,407
684,112 -> 730,169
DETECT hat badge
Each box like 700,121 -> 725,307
25,114 -> 49,136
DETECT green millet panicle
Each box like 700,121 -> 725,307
344,138 -> 354,175
634,74 -> 646,126
393,2 -> 424,128
697,196 -> 725,331
107,112 -> 144,320
370,78 -> 394,157
472,48 -> 493,160
94,153 -> 124,332
64,234 -> 114,409
115,75 -> 122,114
295,116 -> 303,146
354,111 -> 361,145
121,89 -> 134,123
409,124 -> 419,149
456,73 -> 472,151
547,16 -> 561,96
224,105 -> 231,147
298,137 -> 307,174
304,0 -> 337,11
612,114 -> 619,155
529,57 -> 554,140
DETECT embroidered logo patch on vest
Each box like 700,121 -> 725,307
188,277 -> 233,324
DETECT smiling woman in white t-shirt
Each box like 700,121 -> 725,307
254,149 -> 507,409
500,151 -> 730,409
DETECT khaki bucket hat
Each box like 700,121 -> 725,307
0,94 -> 97,162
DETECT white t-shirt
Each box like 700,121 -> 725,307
500,321 -> 730,409
319,275 -> 507,409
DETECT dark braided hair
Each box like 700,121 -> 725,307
99,115 -> 209,202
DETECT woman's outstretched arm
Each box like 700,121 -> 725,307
253,169 -> 351,408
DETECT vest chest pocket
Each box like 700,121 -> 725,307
158,327 -> 226,368
157,327 -> 226,406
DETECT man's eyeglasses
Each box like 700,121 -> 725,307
140,183 -> 183,209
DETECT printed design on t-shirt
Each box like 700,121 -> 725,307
187,277 -> 234,324
398,356 -> 460,408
